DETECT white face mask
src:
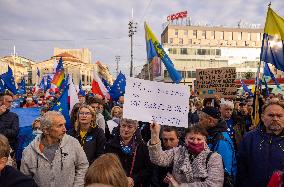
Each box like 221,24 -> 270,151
32,129 -> 43,136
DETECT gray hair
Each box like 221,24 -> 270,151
40,111 -> 64,131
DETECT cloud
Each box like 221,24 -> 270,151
0,0 -> 284,76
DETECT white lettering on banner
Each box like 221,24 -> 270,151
123,77 -> 189,127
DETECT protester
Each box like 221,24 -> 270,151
148,124 -> 224,186
21,111 -> 89,187
86,97 -> 106,132
238,102 -> 284,186
0,92 -> 19,152
107,106 -> 123,134
78,92 -> 86,104
70,104 -> 106,164
23,97 -> 37,108
198,106 -> 237,184
70,103 -> 82,132
105,118 -> 152,187
0,134 -> 38,187
151,126 -> 180,187
85,153 -> 129,187
188,100 -> 202,126
220,99 -> 245,148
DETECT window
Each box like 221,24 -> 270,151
184,30 -> 188,36
211,31 -> 215,39
172,48 -> 177,54
82,75 -> 85,82
180,48 -> 188,54
188,39 -> 192,45
202,31 -> 206,39
179,38 -> 183,44
169,38 -> 173,44
188,48 -> 196,55
216,49 -> 221,56
238,32 -> 242,40
175,29 -> 178,36
193,30 -> 197,38
197,49 -> 206,55
187,71 -> 196,78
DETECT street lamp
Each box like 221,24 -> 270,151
128,20 -> 137,77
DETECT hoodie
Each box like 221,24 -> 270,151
20,134 -> 89,187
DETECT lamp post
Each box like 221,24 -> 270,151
128,9 -> 137,77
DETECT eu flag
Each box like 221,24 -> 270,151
145,22 -> 182,84
260,7 -> 284,72
102,78 -> 111,92
0,78 -> 4,93
45,75 -> 52,91
17,78 -> 26,94
50,85 -> 71,130
109,72 -> 126,100
39,77 -> 45,90
1,66 -> 17,94
78,80 -> 85,96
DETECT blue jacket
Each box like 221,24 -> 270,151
237,124 -> 284,187
207,120 -> 237,178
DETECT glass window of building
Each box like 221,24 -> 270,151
216,49 -> 221,56
211,31 -> 215,39
179,38 -> 183,44
238,32 -> 242,40
192,71 -> 196,78
188,39 -> 192,44
193,30 -> 197,38
184,30 -> 188,36
188,48 -> 196,55
82,75 -> 85,82
180,48 -> 188,54
170,38 -> 173,44
175,29 -> 178,36
197,49 -> 206,55
202,31 -> 206,39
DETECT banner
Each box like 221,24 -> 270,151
196,67 -> 237,98
123,77 -> 189,127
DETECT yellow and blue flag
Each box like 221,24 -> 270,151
261,7 -> 284,71
263,62 -> 281,89
145,22 -> 182,83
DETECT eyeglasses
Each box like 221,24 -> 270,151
79,112 -> 92,116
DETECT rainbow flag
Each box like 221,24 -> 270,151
51,57 -> 65,88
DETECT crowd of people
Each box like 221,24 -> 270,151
0,88 -> 284,187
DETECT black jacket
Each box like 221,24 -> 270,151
0,165 -> 38,187
105,132 -> 152,187
70,126 -> 106,164
0,109 -> 19,150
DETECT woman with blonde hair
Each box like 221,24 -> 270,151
70,104 -> 106,164
85,153 -> 129,187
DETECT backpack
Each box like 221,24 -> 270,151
207,132 -> 235,187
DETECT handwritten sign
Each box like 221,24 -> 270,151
196,67 -> 237,98
123,77 -> 189,127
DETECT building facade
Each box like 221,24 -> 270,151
139,24 -> 266,85
0,56 -> 35,84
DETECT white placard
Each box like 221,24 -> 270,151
123,77 -> 189,127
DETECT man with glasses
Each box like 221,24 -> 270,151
238,102 -> 284,186
0,92 -> 19,152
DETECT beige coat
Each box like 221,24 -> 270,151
148,142 -> 224,187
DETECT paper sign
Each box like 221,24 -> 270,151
196,67 -> 237,98
123,77 -> 189,127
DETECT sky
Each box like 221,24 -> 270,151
0,0 -> 284,77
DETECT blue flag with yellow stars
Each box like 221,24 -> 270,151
1,66 -> 17,94
50,85 -> 71,130
109,72 -> 126,100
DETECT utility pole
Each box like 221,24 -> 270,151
115,55 -> 120,77
128,8 -> 137,77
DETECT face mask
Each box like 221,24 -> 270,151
186,141 -> 204,155
32,129 -> 43,136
